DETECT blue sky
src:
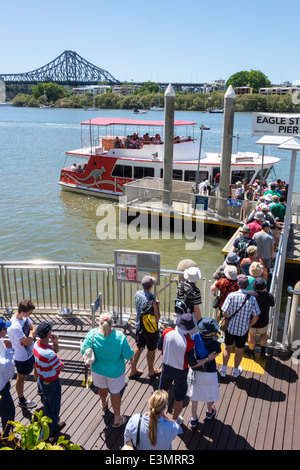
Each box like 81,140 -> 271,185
1,0 -> 299,85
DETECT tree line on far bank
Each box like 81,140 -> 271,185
9,79 -> 300,114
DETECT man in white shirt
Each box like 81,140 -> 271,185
7,299 -> 37,409
0,318 -> 15,437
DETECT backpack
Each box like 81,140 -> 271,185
193,332 -> 208,359
139,300 -> 158,334
174,281 -> 194,315
235,238 -> 251,259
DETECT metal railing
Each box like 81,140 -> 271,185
122,177 -> 257,223
0,260 -> 215,326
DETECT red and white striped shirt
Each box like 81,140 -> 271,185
33,340 -> 64,382
161,327 -> 195,370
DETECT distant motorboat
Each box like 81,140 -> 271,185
150,106 -> 164,111
208,107 -> 223,113
133,108 -> 147,114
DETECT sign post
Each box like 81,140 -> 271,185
114,250 -> 160,326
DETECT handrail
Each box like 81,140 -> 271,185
0,260 -> 214,325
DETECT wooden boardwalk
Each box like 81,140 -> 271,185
5,314 -> 300,451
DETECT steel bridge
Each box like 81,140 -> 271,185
0,50 -> 214,92
0,50 -> 121,86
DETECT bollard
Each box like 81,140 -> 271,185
287,280 -> 300,350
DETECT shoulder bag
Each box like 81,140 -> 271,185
121,413 -> 142,451
219,293 -> 250,332
212,280 -> 235,309
82,330 -> 96,365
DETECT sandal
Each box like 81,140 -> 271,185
113,415 -> 127,428
129,370 -> 143,380
147,369 -> 161,378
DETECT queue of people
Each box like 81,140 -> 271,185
0,250 -> 277,448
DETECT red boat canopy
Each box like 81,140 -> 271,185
81,117 -> 196,127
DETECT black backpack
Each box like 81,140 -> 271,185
235,239 -> 251,259
174,281 -> 194,315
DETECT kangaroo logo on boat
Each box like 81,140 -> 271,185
78,167 -> 106,184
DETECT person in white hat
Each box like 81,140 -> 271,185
247,211 -> 264,238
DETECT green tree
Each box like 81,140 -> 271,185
32,82 -> 67,103
226,70 -> 271,93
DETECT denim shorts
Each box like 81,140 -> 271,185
159,364 -> 188,402
14,355 -> 35,376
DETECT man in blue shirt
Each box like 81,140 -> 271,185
129,276 -> 161,380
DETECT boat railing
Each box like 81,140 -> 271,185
0,260 -> 215,327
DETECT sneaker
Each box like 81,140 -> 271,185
232,366 -> 243,378
18,398 -> 37,409
205,405 -> 216,421
189,416 -> 198,430
175,415 -> 183,426
219,367 -> 227,378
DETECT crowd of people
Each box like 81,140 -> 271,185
0,179 -> 285,448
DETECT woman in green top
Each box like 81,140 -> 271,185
81,312 -> 134,428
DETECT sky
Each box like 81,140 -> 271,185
1,0 -> 300,85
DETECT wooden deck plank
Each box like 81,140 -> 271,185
3,319 -> 300,451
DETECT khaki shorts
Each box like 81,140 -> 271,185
249,325 -> 268,335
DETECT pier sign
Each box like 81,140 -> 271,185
114,250 -> 160,284
252,113 -> 300,137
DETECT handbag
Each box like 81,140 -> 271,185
219,294 -> 250,332
121,414 -> 142,451
82,330 -> 96,365
212,280 -> 235,310
212,296 -> 221,309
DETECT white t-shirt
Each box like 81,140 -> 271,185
8,316 -> 34,361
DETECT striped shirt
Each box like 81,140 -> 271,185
33,340 -> 64,382
221,289 -> 260,336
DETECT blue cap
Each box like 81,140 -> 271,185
0,318 -> 12,329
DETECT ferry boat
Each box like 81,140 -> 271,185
58,117 -> 280,199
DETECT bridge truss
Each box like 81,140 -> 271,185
0,50 -> 120,85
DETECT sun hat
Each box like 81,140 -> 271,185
249,262 -> 263,278
253,276 -> 266,291
142,275 -> 155,289
224,265 -> 238,280
226,252 -> 240,264
237,274 -> 249,289
176,313 -> 195,333
240,224 -> 251,233
254,211 -> 265,220
260,204 -> 270,211
197,317 -> 219,335
264,194 -> 273,201
0,318 -> 12,330
183,266 -> 201,283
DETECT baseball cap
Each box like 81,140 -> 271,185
141,275 -> 155,289
36,321 -> 53,338
0,318 -> 12,330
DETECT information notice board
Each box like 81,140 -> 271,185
114,250 -> 160,285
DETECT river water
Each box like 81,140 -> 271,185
1,106 -> 299,287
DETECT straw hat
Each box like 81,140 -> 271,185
249,262 -> 263,278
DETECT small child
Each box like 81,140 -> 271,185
187,318 -> 221,429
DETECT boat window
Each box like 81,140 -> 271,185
231,170 -> 255,184
134,166 -> 155,179
184,170 -> 208,182
112,164 -> 132,178
173,169 -> 183,181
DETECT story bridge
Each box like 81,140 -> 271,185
0,50 -> 121,86
0,50 -> 210,92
